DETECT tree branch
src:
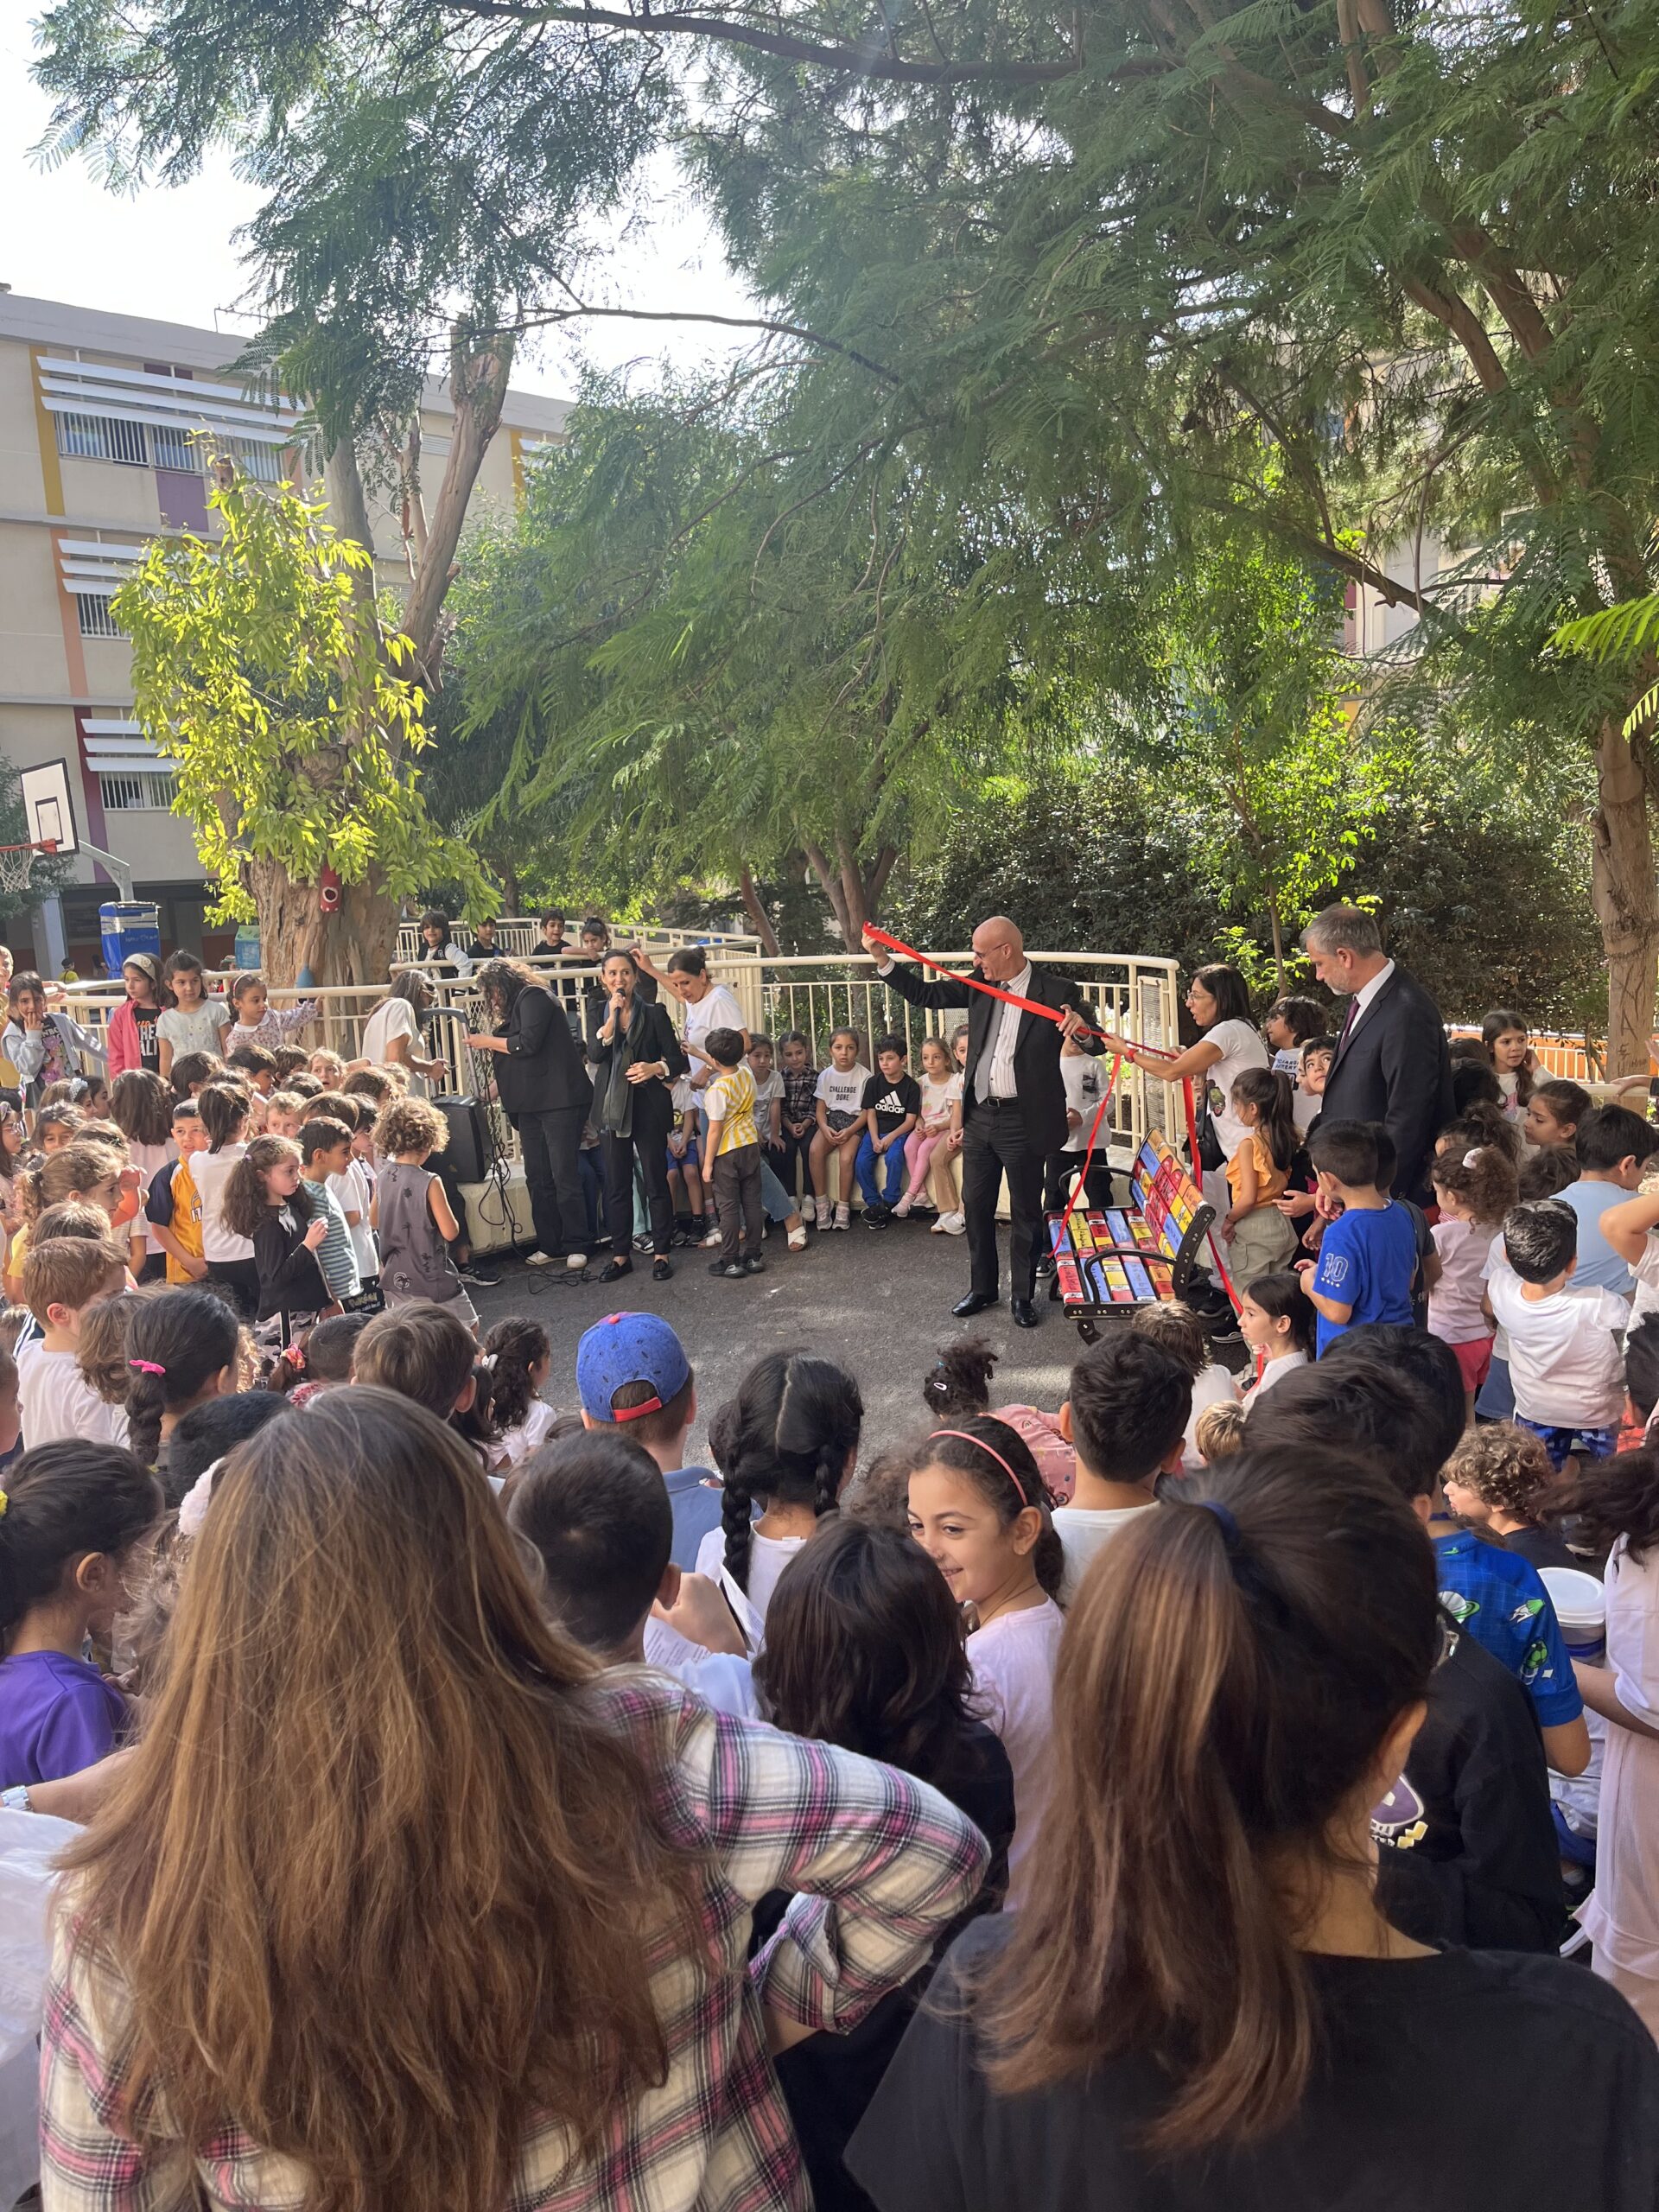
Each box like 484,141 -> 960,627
1400,276 -> 1509,396
454,0 -> 1087,83
499,300 -> 907,389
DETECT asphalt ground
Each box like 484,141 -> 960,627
467,1211 -> 1090,1473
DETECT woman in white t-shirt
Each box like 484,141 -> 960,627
1102,963 -> 1269,1224
695,1349 -> 861,1649
359,973 -> 447,1090
646,946 -> 748,1090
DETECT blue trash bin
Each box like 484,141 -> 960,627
100,903 -> 162,980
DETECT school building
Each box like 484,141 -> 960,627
0,288 -> 569,977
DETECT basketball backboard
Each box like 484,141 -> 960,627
21,760 -> 79,857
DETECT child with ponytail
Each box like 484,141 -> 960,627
482,1317 -> 556,1463
1221,1066 -> 1299,1281
847,1446 -> 1659,2209
1429,1140 -> 1521,1419
695,1349 -> 862,1643
220,1135 -> 330,1329
121,1288 -> 240,1466
906,1414 -> 1065,1910
0,1439 -> 161,1787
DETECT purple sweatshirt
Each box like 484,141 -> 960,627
0,1649 -> 126,1786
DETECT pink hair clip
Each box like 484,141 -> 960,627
128,1358 -> 167,1376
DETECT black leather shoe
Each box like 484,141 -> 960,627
1011,1297 -> 1041,1329
597,1259 -> 633,1284
652,1256 -> 672,1281
952,1291 -> 998,1319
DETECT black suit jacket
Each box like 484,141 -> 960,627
490,982 -> 594,1120
878,959 -> 1101,1157
585,996 -> 686,1136
1319,963 -> 1453,1206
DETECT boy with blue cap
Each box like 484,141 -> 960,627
576,1310 -> 721,1567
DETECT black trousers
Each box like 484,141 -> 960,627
603,1124 -> 674,1256
714,1147 -> 765,1263
518,1105 -> 588,1256
1042,1147 -> 1116,1215
962,1099 -> 1046,1300
770,1127 -> 814,1205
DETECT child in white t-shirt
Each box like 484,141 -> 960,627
810,1027 -> 872,1230
895,1035 -> 964,1227
16,1235 -> 131,1450
1052,1333 -> 1188,1604
907,1416 -> 1065,1912
1484,1198 -> 1631,1470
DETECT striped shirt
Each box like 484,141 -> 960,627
301,1178 -> 360,1301
39,1675 -> 988,2212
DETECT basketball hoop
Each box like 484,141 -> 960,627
0,839 -> 56,899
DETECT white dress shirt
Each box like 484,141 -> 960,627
980,963 -> 1033,1102
1342,957 -> 1395,1044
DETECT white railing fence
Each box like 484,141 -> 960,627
56,948 -> 1185,1181
391,918 -> 764,964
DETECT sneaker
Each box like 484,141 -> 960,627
633,1233 -> 656,1255
893,1195 -> 913,1219
864,1206 -> 892,1230
742,1255 -> 767,1275
834,1203 -> 851,1230
800,1197 -> 817,1225
708,1259 -> 746,1279
565,1251 -> 588,1272
931,1213 -> 950,1233
525,1249 -> 557,1268
787,1226 -> 808,1251
940,1211 -> 967,1236
457,1262 -> 501,1287
702,1228 -> 722,1248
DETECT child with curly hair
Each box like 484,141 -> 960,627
370,1096 -> 475,1332
1442,1422 -> 1575,1575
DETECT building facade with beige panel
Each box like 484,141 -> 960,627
0,289 -> 566,976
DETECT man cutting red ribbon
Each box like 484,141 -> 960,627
861,917 -> 1103,1328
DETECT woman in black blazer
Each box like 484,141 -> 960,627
467,961 -> 594,1270
585,950 -> 687,1282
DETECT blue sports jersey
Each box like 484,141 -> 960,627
1434,1529 -> 1584,1730
1310,1201 -> 1417,1355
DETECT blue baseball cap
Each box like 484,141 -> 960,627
576,1311 -> 691,1423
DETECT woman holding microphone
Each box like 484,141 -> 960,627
586,950 -> 686,1283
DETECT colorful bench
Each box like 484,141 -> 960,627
1045,1129 -> 1217,1343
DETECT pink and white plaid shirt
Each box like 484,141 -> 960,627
40,1674 -> 988,2212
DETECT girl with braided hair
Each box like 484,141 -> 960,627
695,1349 -> 862,1644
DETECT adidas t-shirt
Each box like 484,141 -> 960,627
861,1071 -> 922,1136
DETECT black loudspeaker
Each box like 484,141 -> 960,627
432,1093 -> 488,1183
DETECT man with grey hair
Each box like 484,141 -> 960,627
1301,905 -> 1452,1205
863,917 -> 1099,1325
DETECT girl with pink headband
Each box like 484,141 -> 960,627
907,1414 -> 1064,1912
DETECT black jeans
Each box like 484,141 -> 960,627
961,1100 -> 1046,1300
770,1127 -> 814,1206
518,1105 -> 588,1256
603,1124 -> 674,1256
713,1146 -> 765,1264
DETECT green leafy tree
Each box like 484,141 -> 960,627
112,471 -> 494,983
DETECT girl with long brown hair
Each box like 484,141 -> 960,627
849,1445 -> 1659,2209
41,1388 -> 989,2212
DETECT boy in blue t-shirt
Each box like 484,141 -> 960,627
1298,1118 -> 1418,1356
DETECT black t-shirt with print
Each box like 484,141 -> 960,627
133,1007 -> 160,1072
861,1071 -> 921,1136
846,1916 -> 1659,2212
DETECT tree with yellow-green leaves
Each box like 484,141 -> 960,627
113,469 -> 495,984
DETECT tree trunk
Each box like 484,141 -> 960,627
802,840 -> 855,945
1590,715 -> 1659,1074
1268,893 -> 1286,994
249,859 -> 399,992
323,440 -> 377,608
738,865 -> 783,956
402,327 -> 517,683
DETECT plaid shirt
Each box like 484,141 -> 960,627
40,1675 -> 988,2212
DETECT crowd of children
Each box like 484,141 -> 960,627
9,975 -> 1659,2207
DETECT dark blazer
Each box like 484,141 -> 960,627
585,995 -> 687,1134
491,981 -> 594,1121
251,1208 -> 329,1323
1319,962 -> 1453,1206
879,958 -> 1102,1158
